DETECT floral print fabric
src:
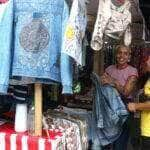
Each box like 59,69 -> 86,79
62,0 -> 87,65
91,0 -> 131,51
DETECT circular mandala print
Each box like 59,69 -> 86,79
20,19 -> 50,52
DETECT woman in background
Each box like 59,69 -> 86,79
101,45 -> 138,150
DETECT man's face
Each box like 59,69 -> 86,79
116,47 -> 130,66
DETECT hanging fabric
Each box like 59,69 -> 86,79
0,0 -> 73,94
44,109 -> 89,150
91,72 -> 129,146
62,0 -> 87,65
91,0 -> 131,51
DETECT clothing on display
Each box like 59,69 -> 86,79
62,0 -> 87,65
0,0 -> 149,149
0,0 -> 73,95
91,0 -> 131,51
91,72 -> 128,146
58,106 -> 93,141
44,109 -> 89,150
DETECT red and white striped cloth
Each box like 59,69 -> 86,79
0,123 -> 65,150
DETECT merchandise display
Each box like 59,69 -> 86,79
0,0 -> 150,149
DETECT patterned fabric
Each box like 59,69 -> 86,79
105,1 -> 131,38
44,109 -> 88,150
44,110 -> 82,150
59,106 -> 92,141
0,0 -> 73,94
0,0 -> 13,93
19,20 -> 50,52
91,0 -> 111,51
62,0 -> 87,65
0,123 -> 65,150
91,0 -> 131,51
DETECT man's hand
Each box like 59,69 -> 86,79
128,103 -> 136,112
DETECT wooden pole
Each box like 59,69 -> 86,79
34,83 -> 42,136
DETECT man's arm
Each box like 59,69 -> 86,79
128,101 -> 150,112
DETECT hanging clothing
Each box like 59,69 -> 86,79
0,0 -> 13,94
62,0 -> 87,65
0,0 -> 73,94
91,72 -> 128,146
91,0 -> 131,51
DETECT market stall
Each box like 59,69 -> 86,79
0,0 -> 149,150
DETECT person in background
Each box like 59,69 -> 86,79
128,55 -> 150,150
101,45 -> 138,150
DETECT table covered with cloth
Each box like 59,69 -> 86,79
0,123 -> 65,150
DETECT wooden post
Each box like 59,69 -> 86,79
34,83 -> 42,136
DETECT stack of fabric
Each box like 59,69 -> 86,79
44,109 -> 89,150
